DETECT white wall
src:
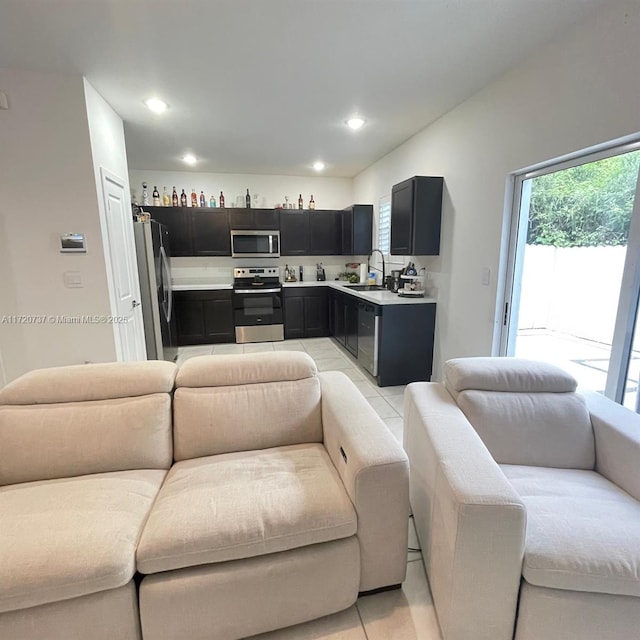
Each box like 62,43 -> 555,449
0,69 -> 116,384
129,169 -> 353,211
353,0 -> 640,380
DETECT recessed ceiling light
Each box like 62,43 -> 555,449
312,161 -> 325,171
182,154 -> 197,165
346,116 -> 365,130
145,98 -> 168,114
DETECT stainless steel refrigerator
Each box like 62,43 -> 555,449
134,219 -> 178,362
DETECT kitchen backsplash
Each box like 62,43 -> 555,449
171,256 -> 369,285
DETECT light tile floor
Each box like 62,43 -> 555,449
176,337 -> 443,640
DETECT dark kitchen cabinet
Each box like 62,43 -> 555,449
391,176 -> 443,255
283,288 -> 328,338
146,206 -> 192,256
173,290 -> 234,345
229,209 -> 279,229
280,211 -> 310,255
342,204 -> 373,256
191,210 -> 230,256
309,211 -> 341,255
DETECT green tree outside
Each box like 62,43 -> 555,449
527,150 -> 640,247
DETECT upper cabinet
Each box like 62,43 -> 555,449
342,204 -> 373,256
145,204 -> 374,257
191,210 -> 231,256
390,176 -> 443,255
145,206 -> 193,256
280,211 -> 310,255
229,209 -> 279,229
309,211 -> 341,255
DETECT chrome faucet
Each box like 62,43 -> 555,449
368,249 -> 386,286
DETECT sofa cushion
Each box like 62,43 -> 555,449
501,464 -> 640,597
0,469 -> 166,613
137,443 -> 357,574
0,394 -> 173,485
458,390 -> 595,469
0,361 -> 177,405
444,357 -> 577,400
176,351 -> 316,388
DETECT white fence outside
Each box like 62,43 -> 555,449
518,244 -> 637,348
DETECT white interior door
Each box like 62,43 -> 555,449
100,168 -> 147,361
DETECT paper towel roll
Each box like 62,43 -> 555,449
359,263 -> 367,283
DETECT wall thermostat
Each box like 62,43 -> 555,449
60,233 -> 87,253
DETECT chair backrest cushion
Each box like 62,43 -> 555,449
445,358 -> 595,469
173,352 -> 322,460
0,361 -> 176,485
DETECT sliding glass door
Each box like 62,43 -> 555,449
500,141 -> 640,410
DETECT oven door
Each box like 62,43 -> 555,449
233,289 -> 283,327
231,230 -> 280,258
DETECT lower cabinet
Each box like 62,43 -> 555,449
283,288 -> 328,339
329,290 -> 436,386
173,290 -> 234,345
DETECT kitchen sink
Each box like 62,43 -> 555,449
344,284 -> 387,291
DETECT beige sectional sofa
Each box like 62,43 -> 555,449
0,351 -> 409,640
404,356 -> 640,640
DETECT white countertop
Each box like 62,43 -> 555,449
172,278 -> 435,305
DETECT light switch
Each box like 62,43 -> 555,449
481,267 -> 491,286
0,92 -> 8,110
63,271 -> 83,288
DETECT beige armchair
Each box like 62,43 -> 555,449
404,357 -> 640,640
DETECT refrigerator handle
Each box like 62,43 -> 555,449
160,246 -> 173,323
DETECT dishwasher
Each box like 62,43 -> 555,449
357,302 -> 380,377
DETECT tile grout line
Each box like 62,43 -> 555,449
355,599 -> 372,640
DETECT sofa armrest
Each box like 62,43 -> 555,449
318,371 -> 409,592
584,391 -> 640,501
404,382 -> 526,640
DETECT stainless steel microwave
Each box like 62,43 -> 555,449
230,230 -> 280,258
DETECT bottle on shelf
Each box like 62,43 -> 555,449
298,193 -> 303,209
172,186 -> 178,207
180,189 -> 187,207
219,191 -> 225,208
246,188 -> 251,208
152,185 -> 160,206
283,196 -> 289,209
199,191 -> 206,207
209,195 -> 216,207
191,188 -> 198,207
142,182 -> 150,206
308,194 -> 315,210
162,186 -> 170,206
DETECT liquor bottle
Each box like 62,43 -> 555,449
191,188 -> 197,207
200,191 -> 206,207
142,182 -> 150,206
246,189 -> 251,208
180,189 -> 187,207
209,195 -> 217,207
298,194 -> 303,209
219,191 -> 225,208
162,186 -> 170,206
152,186 -> 160,206
309,195 -> 315,210
172,187 -> 178,206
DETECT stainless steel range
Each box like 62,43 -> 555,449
233,267 -> 284,343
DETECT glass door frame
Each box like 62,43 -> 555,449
498,138 -> 640,405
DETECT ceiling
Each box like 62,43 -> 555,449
0,0 -> 608,177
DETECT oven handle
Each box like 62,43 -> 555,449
234,288 -> 282,294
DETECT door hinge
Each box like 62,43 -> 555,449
503,302 -> 509,326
